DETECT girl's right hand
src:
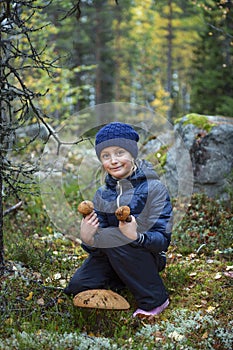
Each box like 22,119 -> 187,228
80,211 -> 99,246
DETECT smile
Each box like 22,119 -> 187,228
111,166 -> 122,171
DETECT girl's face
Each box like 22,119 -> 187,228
100,146 -> 134,179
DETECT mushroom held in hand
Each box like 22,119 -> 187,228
78,200 -> 94,217
115,206 -> 132,222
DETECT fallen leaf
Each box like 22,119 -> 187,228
187,253 -> 197,260
88,332 -> 95,337
168,331 -> 185,341
207,232 -> 216,237
206,306 -> 216,313
25,291 -> 33,301
202,331 -> 208,339
201,291 -> 209,297
189,272 -> 197,277
206,259 -> 214,264
59,279 -> 67,287
160,315 -> 168,321
154,331 -> 165,341
224,271 -> 233,278
33,272 -> 42,280
5,318 -> 13,325
214,273 -> 222,280
57,298 -> 64,304
76,253 -> 88,260
226,265 -> 233,271
53,273 -> 61,280
37,298 -> 45,306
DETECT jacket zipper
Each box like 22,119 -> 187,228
116,181 -> 123,208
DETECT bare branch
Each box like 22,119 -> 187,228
3,201 -> 23,217
60,0 -> 82,21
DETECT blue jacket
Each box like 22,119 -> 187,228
82,159 -> 173,253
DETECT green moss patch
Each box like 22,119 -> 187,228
174,113 -> 216,133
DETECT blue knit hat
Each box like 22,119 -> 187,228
95,122 -> 139,159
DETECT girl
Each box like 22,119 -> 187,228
64,122 -> 173,318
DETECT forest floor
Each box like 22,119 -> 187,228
0,193 -> 232,349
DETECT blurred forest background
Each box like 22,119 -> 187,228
6,0 -> 232,124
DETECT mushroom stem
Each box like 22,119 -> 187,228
124,215 -> 132,222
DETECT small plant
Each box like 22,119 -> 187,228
146,144 -> 170,176
172,193 -> 233,255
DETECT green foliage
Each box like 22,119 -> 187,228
155,145 -> 168,168
146,144 -> 170,176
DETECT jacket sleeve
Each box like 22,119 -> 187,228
131,181 -> 173,253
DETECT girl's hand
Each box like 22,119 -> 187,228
80,211 -> 99,245
118,215 -> 138,241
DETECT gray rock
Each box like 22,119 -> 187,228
190,124 -> 233,199
164,117 -> 233,201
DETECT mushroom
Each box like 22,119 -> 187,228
73,289 -> 130,310
77,200 -> 94,217
115,206 -> 132,222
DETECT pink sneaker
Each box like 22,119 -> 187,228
133,298 -> 169,318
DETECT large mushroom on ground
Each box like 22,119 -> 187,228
73,289 -> 130,310
115,206 -> 132,222
78,200 -> 94,217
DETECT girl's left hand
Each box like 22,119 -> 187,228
118,215 -> 138,241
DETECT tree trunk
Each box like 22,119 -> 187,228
95,2 -> 102,109
0,17 -> 5,269
0,165 -> 4,269
114,6 -> 121,102
166,0 -> 173,123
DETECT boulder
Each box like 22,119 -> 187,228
164,115 -> 233,201
190,123 -> 233,199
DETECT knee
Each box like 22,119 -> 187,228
63,274 -> 87,296
158,252 -> 166,272
63,281 -> 82,296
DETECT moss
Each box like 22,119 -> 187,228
155,145 -> 168,168
174,113 -> 216,133
146,144 -> 170,176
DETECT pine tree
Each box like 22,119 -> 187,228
190,0 -> 233,116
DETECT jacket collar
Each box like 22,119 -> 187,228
105,159 -> 159,189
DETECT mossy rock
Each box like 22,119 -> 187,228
174,113 -> 216,133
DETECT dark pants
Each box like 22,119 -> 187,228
63,244 -> 168,311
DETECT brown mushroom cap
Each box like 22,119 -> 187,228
115,206 -> 131,222
78,200 -> 94,216
73,289 -> 130,310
